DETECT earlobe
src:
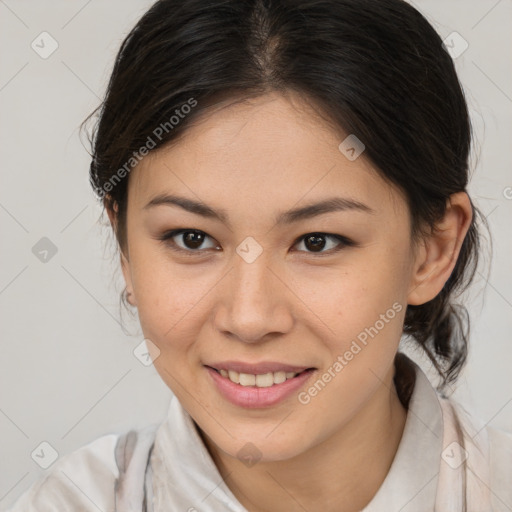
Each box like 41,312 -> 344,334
106,199 -> 118,231
120,244 -> 137,307
107,200 -> 137,308
407,192 -> 473,306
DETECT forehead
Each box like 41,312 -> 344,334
128,92 -> 405,218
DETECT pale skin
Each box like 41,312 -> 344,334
107,91 -> 472,511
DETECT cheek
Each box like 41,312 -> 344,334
293,254 -> 407,346
297,268 -> 407,425
301,263 -> 408,405
128,245 -> 208,350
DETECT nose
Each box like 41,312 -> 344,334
214,250 -> 294,344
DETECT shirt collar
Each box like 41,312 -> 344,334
363,357 -> 443,511
150,394 -> 247,511
150,356 -> 443,511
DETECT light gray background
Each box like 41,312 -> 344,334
0,0 -> 511,509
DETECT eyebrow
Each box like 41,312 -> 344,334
143,193 -> 375,225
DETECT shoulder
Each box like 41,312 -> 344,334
6,426 -> 156,512
486,425 -> 512,503
449,398 -> 512,455
7,434 -> 120,512
444,397 -> 512,509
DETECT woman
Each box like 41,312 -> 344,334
8,0 -> 512,510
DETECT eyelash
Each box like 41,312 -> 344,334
156,229 -> 355,257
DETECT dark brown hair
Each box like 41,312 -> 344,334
82,0 -> 489,390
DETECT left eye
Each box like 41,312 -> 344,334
158,230 -> 353,255
293,233 -> 352,254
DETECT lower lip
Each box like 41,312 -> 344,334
205,366 -> 316,409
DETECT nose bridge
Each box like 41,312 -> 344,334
232,235 -> 276,298
233,249 -> 272,302
216,242 -> 292,342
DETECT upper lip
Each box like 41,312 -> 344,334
206,361 -> 315,374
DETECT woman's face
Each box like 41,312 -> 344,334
120,91 -> 419,462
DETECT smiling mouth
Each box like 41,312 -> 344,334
207,366 -> 316,388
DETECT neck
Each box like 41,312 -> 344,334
201,364 -> 408,512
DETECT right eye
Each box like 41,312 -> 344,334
158,229 -> 221,255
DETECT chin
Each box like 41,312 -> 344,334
210,422 -> 313,463
226,439 -> 306,464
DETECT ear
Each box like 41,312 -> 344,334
407,191 -> 473,306
106,201 -> 137,307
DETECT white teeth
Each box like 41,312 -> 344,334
273,371 -> 286,384
239,373 -> 256,386
219,369 -> 300,387
228,370 -> 240,384
255,373 -> 274,387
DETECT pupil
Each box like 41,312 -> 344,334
306,234 -> 325,252
184,231 -> 204,249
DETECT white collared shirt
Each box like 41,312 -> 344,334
7,357 -> 512,511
